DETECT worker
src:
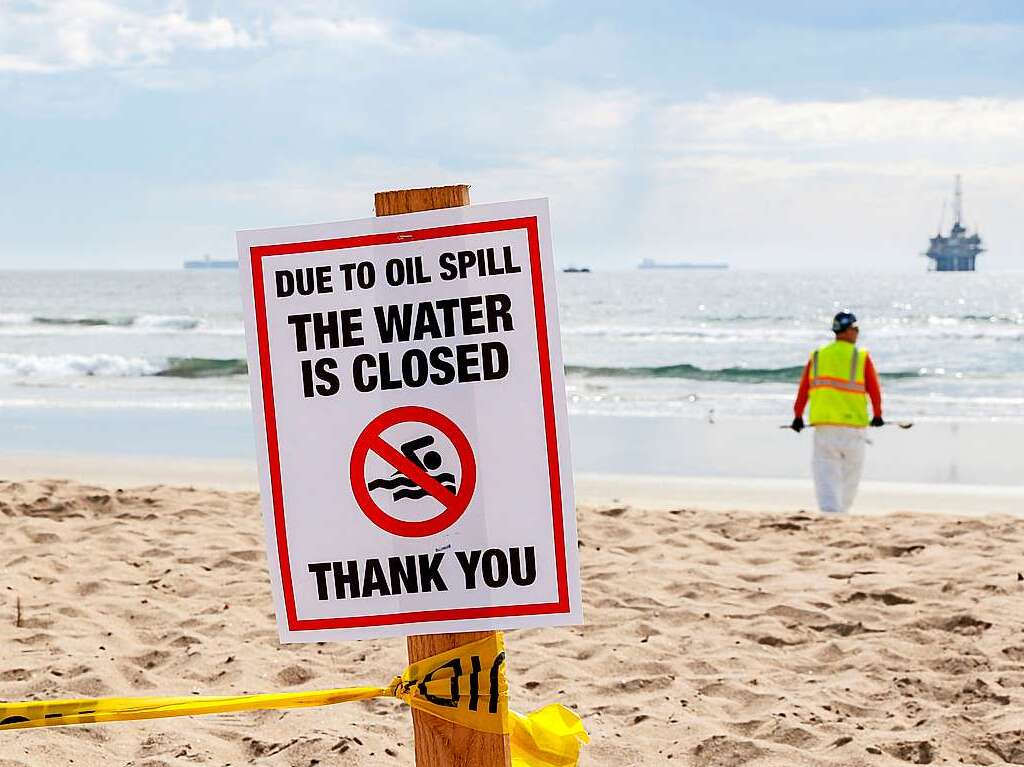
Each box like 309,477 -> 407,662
791,311 -> 884,512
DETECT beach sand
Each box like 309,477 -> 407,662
3,476 -> 1024,766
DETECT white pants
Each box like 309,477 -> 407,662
812,426 -> 866,513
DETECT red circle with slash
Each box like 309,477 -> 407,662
350,405 -> 477,537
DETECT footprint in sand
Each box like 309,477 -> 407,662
276,664 -> 315,686
884,739 -> 936,764
694,735 -> 767,767
917,614 -> 992,636
129,650 -> 171,670
842,591 -> 916,606
983,730 -> 1024,764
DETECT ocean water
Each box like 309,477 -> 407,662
1,269 -> 1022,423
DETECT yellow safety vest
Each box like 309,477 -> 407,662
808,341 -> 869,427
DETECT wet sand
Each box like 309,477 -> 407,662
4,410 -> 1024,486
4,450 -> 1023,516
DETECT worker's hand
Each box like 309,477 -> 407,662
790,416 -> 804,432
870,416 -> 885,427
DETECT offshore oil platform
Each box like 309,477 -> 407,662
924,176 -> 984,271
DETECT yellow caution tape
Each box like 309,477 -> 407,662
511,705 -> 590,767
392,631 -> 509,733
0,634 -> 588,767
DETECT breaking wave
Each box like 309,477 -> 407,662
0,353 -> 160,378
564,363 -> 923,384
156,357 -> 248,378
0,355 -> 928,384
0,314 -> 203,331
0,354 -> 248,379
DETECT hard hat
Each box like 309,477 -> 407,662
832,311 -> 858,333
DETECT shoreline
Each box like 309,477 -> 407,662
576,472 -> 1024,517
2,409 -> 1023,486
3,450 -> 1021,516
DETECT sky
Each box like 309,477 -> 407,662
1,0 -> 1022,270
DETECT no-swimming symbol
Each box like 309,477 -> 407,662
350,406 -> 476,537
367,435 -> 457,501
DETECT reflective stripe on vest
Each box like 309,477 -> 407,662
808,342 -> 869,427
810,349 -> 866,393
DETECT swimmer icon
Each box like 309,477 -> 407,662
367,435 -> 457,501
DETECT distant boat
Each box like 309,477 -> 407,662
638,258 -> 728,270
185,255 -> 238,270
562,266 -> 591,273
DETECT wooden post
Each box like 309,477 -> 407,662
374,184 -> 513,767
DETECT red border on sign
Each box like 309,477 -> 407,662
249,216 -> 570,631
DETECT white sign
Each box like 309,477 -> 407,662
237,199 -> 582,642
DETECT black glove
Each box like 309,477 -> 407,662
870,416 -> 885,427
790,416 -> 804,432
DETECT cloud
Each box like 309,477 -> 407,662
267,14 -> 481,55
0,0 -> 256,73
620,95 -> 1024,266
0,2 -> 487,75
266,16 -> 392,47
657,96 -> 1024,150
651,96 -> 1024,179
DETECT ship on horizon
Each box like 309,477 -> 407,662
184,254 -> 238,270
923,176 -> 984,272
638,258 -> 728,270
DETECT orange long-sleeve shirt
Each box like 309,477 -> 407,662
793,355 -> 882,418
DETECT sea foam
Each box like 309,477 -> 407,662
0,314 -> 203,332
0,353 -> 160,378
